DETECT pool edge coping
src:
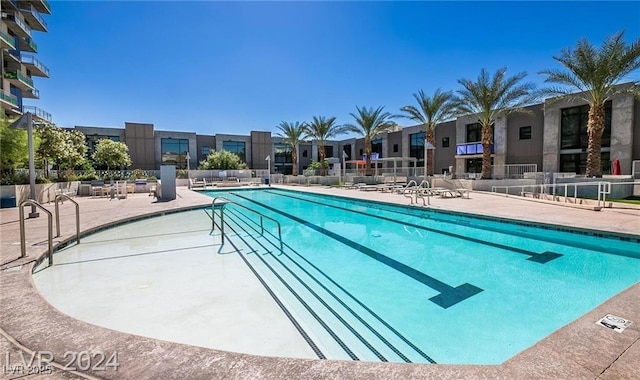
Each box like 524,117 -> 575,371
1,189 -> 638,379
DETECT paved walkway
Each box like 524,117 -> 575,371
0,186 -> 638,379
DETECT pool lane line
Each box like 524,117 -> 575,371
226,208 -> 432,363
264,190 -> 562,264
211,214 -> 328,360
214,209 -> 359,361
223,208 -> 390,362
226,206 -> 437,363
231,193 -> 482,309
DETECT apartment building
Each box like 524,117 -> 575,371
72,85 -> 640,177
0,0 -> 51,121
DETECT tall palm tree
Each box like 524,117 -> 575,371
344,106 -> 396,175
452,67 -> 536,179
539,31 -> 640,177
275,121 -> 307,176
397,89 -> 455,175
304,116 -> 348,176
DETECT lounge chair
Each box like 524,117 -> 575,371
189,178 -> 206,190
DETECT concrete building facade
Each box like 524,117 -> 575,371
67,85 -> 640,177
0,0 -> 51,121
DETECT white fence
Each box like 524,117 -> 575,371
491,164 -> 538,179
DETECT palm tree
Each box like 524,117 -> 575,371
304,116 -> 348,176
344,106 -> 396,175
275,121 -> 307,176
452,67 -> 536,179
397,89 -> 455,175
539,31 -> 640,177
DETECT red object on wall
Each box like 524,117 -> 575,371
612,159 -> 621,175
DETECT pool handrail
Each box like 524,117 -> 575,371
19,199 -> 54,267
54,194 -> 80,244
211,196 -> 283,252
403,180 -> 418,204
415,180 -> 431,206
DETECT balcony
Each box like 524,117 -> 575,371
18,37 -> 38,53
0,29 -> 16,50
22,105 -> 52,122
28,0 -> 51,15
22,87 -> 40,99
4,71 -> 35,90
4,12 -> 32,38
0,89 -> 19,108
20,54 -> 50,77
18,3 -> 48,32
455,142 -> 494,156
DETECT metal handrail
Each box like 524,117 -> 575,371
19,199 -> 53,267
54,194 -> 80,244
403,180 -> 418,204
211,197 -> 283,252
415,180 -> 431,206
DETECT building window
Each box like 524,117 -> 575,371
519,126 -> 532,140
371,138 -> 383,157
410,132 -> 425,167
161,138 -> 189,169
442,137 -> 450,148
466,123 -> 493,143
274,143 -> 293,175
324,145 -> 334,158
560,102 -> 611,150
560,152 -> 611,174
342,144 -> 351,160
222,141 -> 246,163
302,149 -> 307,158
393,144 -> 398,153
201,145 -> 211,160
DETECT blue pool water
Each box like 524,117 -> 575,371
204,188 -> 640,364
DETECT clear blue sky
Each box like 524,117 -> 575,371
35,1 -> 640,137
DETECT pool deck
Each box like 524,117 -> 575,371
0,185 -> 638,379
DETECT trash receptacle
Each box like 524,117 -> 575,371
264,178 -> 270,185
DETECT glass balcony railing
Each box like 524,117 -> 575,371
0,30 -> 17,49
24,88 -> 40,99
22,105 -> 52,122
18,3 -> 48,31
20,54 -> 50,77
0,90 -> 19,107
23,37 -> 38,52
456,141 -> 494,155
4,71 -> 35,88
7,13 -> 32,37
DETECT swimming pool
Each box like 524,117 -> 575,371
34,188 -> 640,365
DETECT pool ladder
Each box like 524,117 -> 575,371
403,180 -> 431,206
211,197 -> 283,253
18,196 -> 80,268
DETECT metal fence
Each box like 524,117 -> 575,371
490,164 -> 538,179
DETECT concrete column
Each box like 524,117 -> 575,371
493,115 -> 507,167
542,103 -> 561,173
610,93 -> 634,175
312,141 -> 318,161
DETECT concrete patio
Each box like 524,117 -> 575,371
0,186 -> 638,379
